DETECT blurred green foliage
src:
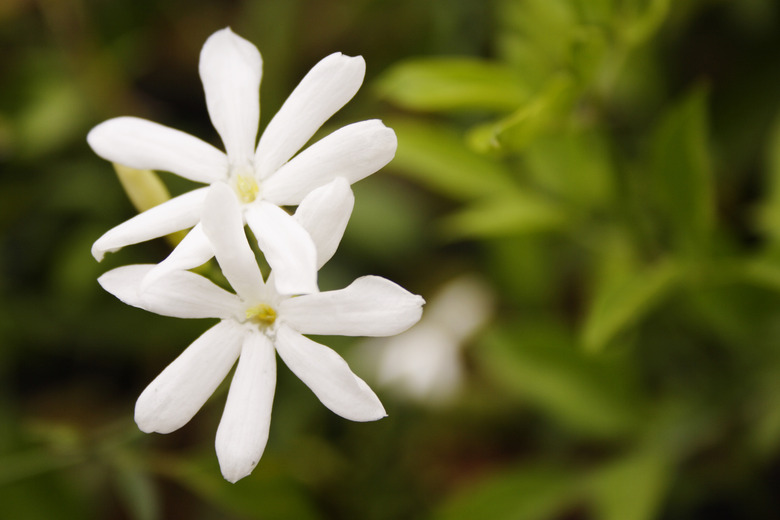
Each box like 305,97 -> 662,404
1,0 -> 780,518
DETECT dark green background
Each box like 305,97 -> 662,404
2,0 -> 780,518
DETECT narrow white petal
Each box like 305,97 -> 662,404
275,325 -> 385,421
135,321 -> 244,433
200,28 -> 262,166
142,270 -> 243,320
215,331 -> 276,483
254,53 -> 365,178
245,202 -> 318,295
99,264 -> 242,319
99,264 -> 241,319
98,264 -> 155,309
263,120 -> 397,205
92,187 -> 209,261
87,117 -> 228,183
141,223 -> 214,290
293,177 -> 354,269
280,276 -> 425,336
202,183 -> 266,303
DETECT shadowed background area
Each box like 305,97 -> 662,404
2,0 -> 780,519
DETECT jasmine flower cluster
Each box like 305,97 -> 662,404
90,28 -> 424,482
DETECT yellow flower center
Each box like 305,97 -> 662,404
245,303 -> 277,327
235,174 -> 259,204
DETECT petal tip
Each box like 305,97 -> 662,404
346,53 -> 366,66
92,235 -> 120,261
201,26 -> 262,66
346,54 -> 366,79
133,417 -> 157,434
218,455 -> 260,484
347,399 -> 387,422
91,244 -> 106,262
205,26 -> 238,45
134,391 -> 186,435
373,405 -> 389,421
378,125 -> 398,153
134,409 -> 166,434
86,118 -> 117,149
320,52 -> 365,81
85,125 -> 101,149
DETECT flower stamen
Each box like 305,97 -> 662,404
246,303 -> 277,327
235,174 -> 259,203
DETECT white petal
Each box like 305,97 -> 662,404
245,202 -> 318,295
263,120 -> 397,205
98,264 -> 155,308
135,321 -> 244,433
280,276 -> 425,336
199,28 -> 262,166
142,270 -> 243,320
254,53 -> 365,178
92,187 -> 209,261
215,331 -> 276,483
98,264 -> 242,319
141,223 -> 214,290
376,325 -> 462,403
294,177 -> 354,269
87,117 -> 228,183
202,183 -> 266,303
425,275 -> 494,342
275,325 -> 385,421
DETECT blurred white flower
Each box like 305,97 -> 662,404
88,27 -> 396,295
98,181 -> 424,483
365,275 -> 493,405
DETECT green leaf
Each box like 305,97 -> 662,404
432,465 -> 578,520
647,87 -> 714,255
756,112 -> 780,243
621,0 -> 671,46
522,123 -> 615,209
569,25 -> 610,85
478,321 -> 642,437
683,266 -> 780,348
588,442 -> 674,520
749,368 -> 780,457
741,257 -> 780,292
467,74 -> 576,153
582,258 -> 681,352
0,471 -> 92,520
0,448 -> 82,486
441,191 -> 568,240
571,0 -> 616,22
161,454 -> 322,520
388,118 -> 517,200
497,0 -> 579,85
0,422 -> 85,487
113,465 -> 160,520
377,58 -> 529,112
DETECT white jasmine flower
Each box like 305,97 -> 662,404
364,275 -> 493,405
98,181 -> 424,483
88,27 -> 397,295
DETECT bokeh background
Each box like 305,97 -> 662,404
2,0 -> 780,518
